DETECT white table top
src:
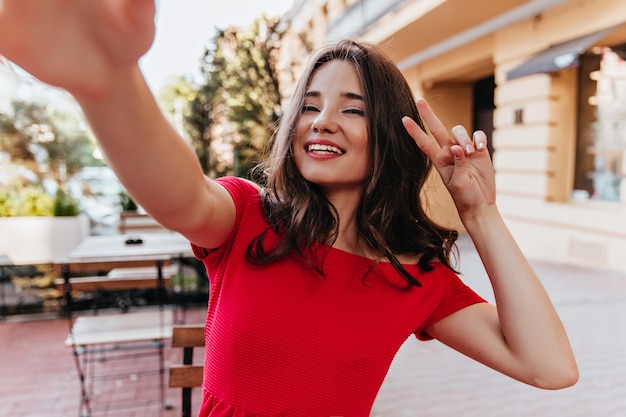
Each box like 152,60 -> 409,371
57,232 -> 193,265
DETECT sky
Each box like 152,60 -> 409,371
140,0 -> 294,92
0,1 -> 294,107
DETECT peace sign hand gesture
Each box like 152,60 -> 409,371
402,98 -> 496,221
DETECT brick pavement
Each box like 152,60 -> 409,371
2,234 -> 626,416
0,308 -> 206,417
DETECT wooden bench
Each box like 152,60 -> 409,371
169,324 -> 205,417
55,263 -> 180,315
54,264 -> 179,293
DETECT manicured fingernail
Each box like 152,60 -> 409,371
465,144 -> 474,154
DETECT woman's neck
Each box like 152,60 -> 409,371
324,187 -> 364,255
324,188 -> 421,264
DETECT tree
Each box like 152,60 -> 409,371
0,105 -> 38,182
0,99 -> 100,187
156,75 -> 196,140
188,16 -> 285,178
220,17 -> 284,177
187,36 -> 232,177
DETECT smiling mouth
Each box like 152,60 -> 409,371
305,144 -> 345,155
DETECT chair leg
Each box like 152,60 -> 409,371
182,387 -> 192,417
182,345 -> 194,417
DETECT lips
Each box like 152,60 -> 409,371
305,143 -> 345,155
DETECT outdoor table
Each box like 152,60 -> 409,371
55,232 -> 193,417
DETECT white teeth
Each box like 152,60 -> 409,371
306,144 -> 345,154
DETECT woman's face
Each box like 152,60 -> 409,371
293,60 -> 370,192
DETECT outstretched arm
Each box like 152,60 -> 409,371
402,99 -> 578,389
0,0 -> 235,248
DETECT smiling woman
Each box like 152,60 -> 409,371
294,60 -> 370,191
0,3 -> 577,415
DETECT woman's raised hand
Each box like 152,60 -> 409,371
0,0 -> 156,100
402,98 -> 496,220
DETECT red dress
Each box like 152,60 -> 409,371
192,176 -> 485,417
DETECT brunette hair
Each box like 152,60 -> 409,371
247,40 -> 458,286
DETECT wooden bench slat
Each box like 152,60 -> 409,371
54,276 -> 171,292
54,259 -> 169,274
107,265 -> 178,279
171,325 -> 205,348
55,264 -> 179,293
169,365 -> 203,388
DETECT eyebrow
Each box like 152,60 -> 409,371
304,90 -> 364,101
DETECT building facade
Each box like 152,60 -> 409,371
279,0 -> 626,273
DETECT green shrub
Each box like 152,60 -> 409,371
0,189 -> 15,217
0,186 -> 80,217
119,190 -> 138,212
52,188 -> 80,216
20,187 -> 54,216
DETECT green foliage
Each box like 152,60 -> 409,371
184,35 -> 230,176
0,99 -> 101,187
118,190 -> 138,212
219,18 -> 284,177
52,188 -> 80,216
0,186 -> 53,216
0,186 -> 80,217
171,273 -> 199,292
156,75 -> 197,131
0,189 -> 16,217
22,187 -> 54,216
187,16 -> 285,178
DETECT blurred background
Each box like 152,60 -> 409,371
1,0 -> 626,313
2,2 -> 626,417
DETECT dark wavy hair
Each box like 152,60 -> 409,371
247,40 -> 458,286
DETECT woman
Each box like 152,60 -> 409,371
0,2 -> 577,416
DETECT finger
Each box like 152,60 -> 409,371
415,98 -> 452,148
448,144 -> 471,187
402,116 -> 442,160
451,125 -> 475,156
473,130 -> 488,152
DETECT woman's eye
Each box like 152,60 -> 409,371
302,104 -> 319,113
344,108 -> 365,116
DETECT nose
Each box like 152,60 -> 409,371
311,110 -> 338,134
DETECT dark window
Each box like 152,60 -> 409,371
574,46 -> 626,202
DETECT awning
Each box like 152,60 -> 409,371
506,26 -> 616,80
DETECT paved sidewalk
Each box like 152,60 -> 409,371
372,235 -> 626,417
1,234 -> 626,416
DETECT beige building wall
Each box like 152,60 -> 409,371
492,0 -> 626,272
421,84 -> 473,231
280,0 -> 626,273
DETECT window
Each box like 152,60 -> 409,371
574,45 -> 626,202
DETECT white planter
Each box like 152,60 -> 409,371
0,214 -> 90,265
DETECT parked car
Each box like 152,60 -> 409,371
67,166 -> 125,234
